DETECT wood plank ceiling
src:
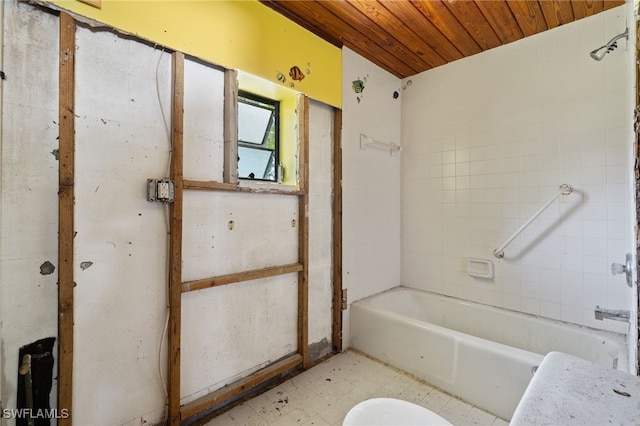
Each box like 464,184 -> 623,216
260,0 -> 626,78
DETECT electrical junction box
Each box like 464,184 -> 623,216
147,178 -> 175,203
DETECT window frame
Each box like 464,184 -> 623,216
237,90 -> 280,183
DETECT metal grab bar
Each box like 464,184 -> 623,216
493,184 -> 573,259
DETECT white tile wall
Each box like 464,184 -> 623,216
401,6 -> 634,333
342,48 -> 402,345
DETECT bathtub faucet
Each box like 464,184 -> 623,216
594,306 -> 630,322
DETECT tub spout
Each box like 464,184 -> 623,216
594,306 -> 630,322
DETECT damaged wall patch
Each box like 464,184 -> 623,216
39,261 -> 55,275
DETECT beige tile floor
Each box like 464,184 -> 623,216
204,350 -> 509,426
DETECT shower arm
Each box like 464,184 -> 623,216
493,184 -> 573,259
604,28 -> 629,48
590,28 -> 629,60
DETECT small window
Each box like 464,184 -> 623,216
237,92 -> 279,182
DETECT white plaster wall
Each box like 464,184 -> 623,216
74,26 -> 171,424
181,99 -> 336,402
401,6 -> 634,336
183,59 -> 225,183
0,1 -> 59,417
341,48 -> 402,347
74,29 -> 336,422
182,192 -> 299,280
181,189 -> 300,404
1,2 -> 336,421
181,275 -> 298,404
307,100 -> 334,348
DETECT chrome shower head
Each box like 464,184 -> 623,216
590,46 -> 609,61
590,28 -> 628,61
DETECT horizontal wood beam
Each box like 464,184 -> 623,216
183,180 -> 238,192
181,353 -> 303,420
182,263 -> 304,293
183,179 -> 303,196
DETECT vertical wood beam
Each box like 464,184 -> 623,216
58,12 -> 75,424
331,109 -> 343,352
168,51 -> 185,425
297,95 -> 310,367
635,19 -> 640,375
223,69 -> 238,184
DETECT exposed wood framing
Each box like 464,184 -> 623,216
181,353 -> 303,420
332,109 -> 343,352
58,12 -> 76,424
297,95 -> 310,368
224,69 -> 238,184
168,51 -> 185,425
183,179 -> 303,196
183,180 -> 238,192
182,263 -> 304,293
635,18 -> 640,376
47,6 -> 320,424
178,93 -> 312,421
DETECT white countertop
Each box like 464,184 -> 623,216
511,351 -> 640,425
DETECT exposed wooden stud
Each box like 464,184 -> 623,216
332,109 -> 343,352
184,180 -> 238,192
58,12 -> 75,424
168,51 -> 185,426
181,354 -> 303,420
635,18 -> 640,375
182,263 -> 304,293
223,69 -> 238,184
183,179 -> 303,196
297,95 -> 310,368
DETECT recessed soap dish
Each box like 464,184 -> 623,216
467,259 -> 494,279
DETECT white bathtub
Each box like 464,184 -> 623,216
350,286 -> 628,421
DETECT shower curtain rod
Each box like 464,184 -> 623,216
493,184 -> 573,259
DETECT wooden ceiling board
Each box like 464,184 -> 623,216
347,0 -> 448,68
319,0 -> 428,75
474,0 -> 525,44
572,0 -> 602,20
506,1 -> 549,37
261,0 -> 344,46
539,0 -> 575,29
379,1 -> 464,63
262,0 -> 421,77
441,0 -> 503,51
410,0 -> 483,57
259,0 -> 626,78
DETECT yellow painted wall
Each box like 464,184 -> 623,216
48,0 -> 342,108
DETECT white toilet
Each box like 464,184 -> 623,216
343,398 -> 453,426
